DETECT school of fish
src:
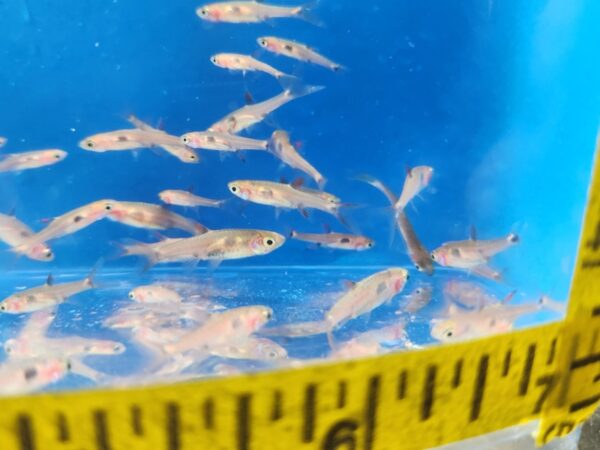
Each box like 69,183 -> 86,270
0,1 -> 564,395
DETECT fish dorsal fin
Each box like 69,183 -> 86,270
341,279 -> 356,290
156,118 -> 165,131
291,177 -> 305,189
469,225 -> 478,241
405,165 -> 413,177
323,223 -> 332,233
244,91 -> 255,105
279,176 -> 288,184
46,274 -> 54,286
152,231 -> 169,242
187,185 -> 195,193
8,207 -> 16,217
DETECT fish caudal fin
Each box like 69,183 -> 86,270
84,258 -> 104,289
293,1 -> 323,26
285,82 -> 325,101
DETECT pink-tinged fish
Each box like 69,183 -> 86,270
431,232 -> 519,269
227,179 -> 346,221
0,271 -> 95,313
330,321 -> 407,360
357,175 -> 433,274
0,357 -> 71,395
129,284 -> 182,304
399,285 -> 433,316
258,36 -> 343,71
0,212 -> 54,261
79,129 -> 181,152
5,334 -> 125,359
104,303 -> 211,329
208,86 -> 324,134
0,149 -> 67,173
268,130 -> 326,188
210,336 -> 288,360
210,53 -> 288,79
395,166 -> 434,210
181,131 -> 268,152
431,299 -> 547,342
159,189 -> 225,208
197,1 -> 315,23
290,229 -> 374,251
443,280 -> 505,310
107,201 -> 208,235
127,116 -> 200,163
164,305 -> 273,354
121,229 -> 285,267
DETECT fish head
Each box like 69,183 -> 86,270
243,306 -> 274,332
180,132 -> 201,148
26,243 -> 54,262
386,268 -> 409,293
158,191 -> 172,204
255,338 -> 288,360
430,319 -> 468,342
82,340 -> 126,355
78,135 -> 103,152
430,248 -> 448,266
104,200 -> 128,221
196,4 -> 221,22
210,54 -> 224,67
248,231 -> 286,255
35,358 -> 71,382
228,180 -> 254,200
0,295 -> 29,314
413,255 -> 434,275
257,37 -> 276,51
4,338 -> 30,357
45,149 -> 67,163
128,287 -> 142,302
415,166 -> 434,186
354,236 -> 375,251
88,199 -> 119,221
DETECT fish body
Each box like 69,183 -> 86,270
0,273 -> 95,313
129,284 -> 182,303
159,190 -> 225,208
127,116 -> 200,163
210,336 -> 287,360
79,129 -> 182,152
208,87 -> 323,134
6,336 -> 125,358
431,233 -> 519,269
181,131 -> 268,151
290,230 -> 373,250
401,285 -> 434,315
228,179 -> 343,218
258,36 -> 342,71
331,322 -> 407,359
211,53 -> 287,79
164,306 -> 273,354
395,166 -> 434,210
268,130 -> 325,187
443,280 -> 501,310
0,358 -> 70,395
396,211 -> 433,274
0,213 -> 53,261
197,1 -> 310,23
122,229 -> 285,266
108,201 -> 207,235
0,149 -> 67,172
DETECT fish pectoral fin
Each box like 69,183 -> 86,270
46,274 -> 54,286
470,264 -> 503,282
298,207 -> 310,219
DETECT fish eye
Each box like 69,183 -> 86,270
211,56 -> 217,63
268,351 -> 277,358
189,154 -> 197,160
86,141 -> 94,148
200,8 -> 208,15
264,310 -> 272,319
54,153 -> 62,159
430,253 -> 436,260
128,293 -> 135,299
114,344 -> 124,352
445,330 -> 454,338
105,204 -> 112,211
45,250 -> 53,258
66,361 -> 72,370
182,136 -> 189,144
266,239 -> 274,246
230,186 -> 238,193
0,305 -> 6,311
259,39 -> 267,46
415,264 -> 422,270
367,242 -> 373,247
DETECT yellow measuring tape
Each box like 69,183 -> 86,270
1,138 -> 598,450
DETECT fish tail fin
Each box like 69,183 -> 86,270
326,329 -> 335,349
316,175 -> 327,190
119,240 -> 159,269
353,174 -> 398,205
84,258 -> 104,288
277,73 -> 302,90
191,220 -> 209,235
539,295 -> 567,315
293,1 -> 323,26
284,81 -> 325,100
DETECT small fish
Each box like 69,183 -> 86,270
164,306 -> 273,354
197,1 -> 315,23
159,189 -> 225,208
443,280 -> 503,310
0,271 -> 95,313
181,131 -> 268,152
16,199 -> 115,254
331,322 -> 407,359
210,53 -> 288,79
400,285 -> 434,315
431,232 -> 519,269
104,303 -> 210,329
107,201 -> 208,235
5,335 -> 125,358
395,166 -> 434,211
290,229 -> 373,251
121,229 -> 285,267
0,357 -> 71,395
210,336 -> 288,360
0,149 -> 67,173
227,179 -> 346,221
127,116 -> 200,163
268,130 -> 326,188
431,301 -> 544,342
0,212 -> 53,261
258,36 -> 342,71
208,86 -> 324,134
129,284 -> 182,303
79,129 -> 181,152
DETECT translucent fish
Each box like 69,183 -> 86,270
210,53 -> 288,80
258,36 -> 342,71
159,189 -> 225,208
197,1 -> 316,23
290,230 -> 373,251
0,212 -> 53,261
0,357 -> 71,395
181,131 -> 268,152
0,149 -> 67,172
129,284 -> 183,304
431,232 -> 519,269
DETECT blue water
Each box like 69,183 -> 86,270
0,0 -> 599,392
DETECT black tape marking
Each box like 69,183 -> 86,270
302,384 -> 317,443
130,405 -> 143,436
93,409 -> 111,450
337,381 -> 347,409
16,414 -> 35,450
271,390 -> 283,421
519,344 -> 537,396
452,359 -> 463,388
237,394 -> 251,450
547,338 -> 557,365
166,402 -> 181,450
571,352 -> 600,369
502,350 -> 512,377
364,375 -> 380,450
470,354 -> 490,421
56,413 -> 69,442
592,306 -> 600,317
203,398 -> 214,429
420,365 -> 437,421
570,393 -> 600,413
397,370 -> 407,399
